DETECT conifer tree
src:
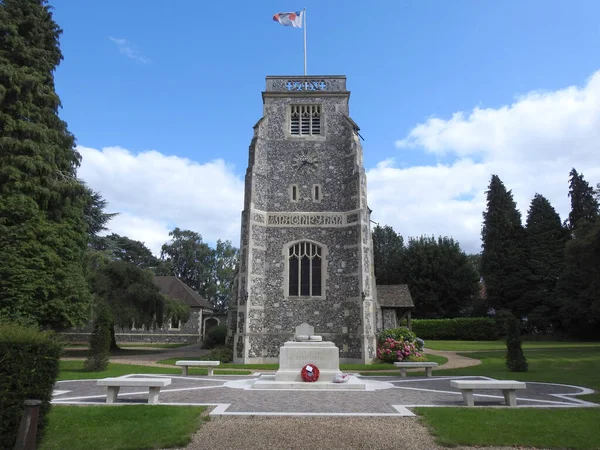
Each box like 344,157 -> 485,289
567,168 -> 599,230
504,312 -> 528,372
0,0 -> 90,328
523,194 -> 567,331
481,175 -> 528,316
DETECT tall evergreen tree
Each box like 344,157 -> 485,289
0,0 -> 90,328
567,168 -> 599,230
481,175 -> 528,316
372,225 -> 404,284
523,194 -> 567,331
403,236 -> 479,318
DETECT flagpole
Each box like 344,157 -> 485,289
303,8 -> 307,76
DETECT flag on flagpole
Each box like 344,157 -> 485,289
273,11 -> 303,28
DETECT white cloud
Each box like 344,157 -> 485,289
369,70 -> 600,253
109,37 -> 150,64
78,146 -> 244,256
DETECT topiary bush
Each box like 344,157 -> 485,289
0,323 -> 64,448
505,313 -> 528,372
410,318 -> 499,340
202,345 -> 233,363
202,324 -> 228,349
377,327 -> 418,344
84,307 -> 112,372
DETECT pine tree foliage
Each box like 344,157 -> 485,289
481,175 -> 528,316
403,236 -> 480,318
523,194 -> 567,330
567,168 -> 599,230
82,183 -> 118,237
372,225 -> 404,284
557,217 -> 600,338
0,0 -> 90,328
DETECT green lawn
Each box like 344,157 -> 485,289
425,340 -> 600,351
40,405 -> 207,450
434,347 -> 600,403
58,360 -> 250,381
416,408 -> 600,450
118,343 -> 189,349
156,354 -> 448,372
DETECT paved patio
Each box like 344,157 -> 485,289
53,373 -> 597,416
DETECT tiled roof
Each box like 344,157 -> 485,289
376,284 -> 414,308
152,276 -> 214,310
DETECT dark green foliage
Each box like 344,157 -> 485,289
0,0 -> 90,329
410,318 -> 499,340
202,324 -> 228,349
81,183 -> 117,237
523,194 -> 568,332
376,326 -> 417,344
372,225 -> 404,284
504,313 -> 528,372
91,233 -> 159,270
403,236 -> 480,318
557,217 -> 600,339
201,345 -> 233,363
567,168 -> 599,231
0,323 -> 64,448
160,228 -> 238,311
84,307 -> 111,372
481,175 -> 528,316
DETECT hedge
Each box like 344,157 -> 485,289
410,318 -> 499,340
0,323 -> 64,449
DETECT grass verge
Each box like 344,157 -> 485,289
425,340 -> 600,351
434,347 -> 600,403
58,360 -> 250,381
415,407 -> 600,450
40,405 -> 207,450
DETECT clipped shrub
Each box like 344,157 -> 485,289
202,345 -> 233,363
505,313 -> 528,372
0,323 -> 64,448
377,327 -> 417,344
202,324 -> 228,349
410,318 -> 499,340
84,307 -> 112,372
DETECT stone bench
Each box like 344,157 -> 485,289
450,380 -> 527,407
97,378 -> 171,404
393,361 -> 438,377
175,360 -> 221,376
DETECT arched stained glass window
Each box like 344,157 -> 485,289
288,242 -> 322,297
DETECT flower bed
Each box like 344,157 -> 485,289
376,327 -> 426,363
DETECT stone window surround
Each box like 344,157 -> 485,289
169,316 -> 180,330
312,184 -> 322,202
282,238 -> 329,300
289,184 -> 299,202
284,104 -> 326,140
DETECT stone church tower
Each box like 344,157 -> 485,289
229,76 -> 378,364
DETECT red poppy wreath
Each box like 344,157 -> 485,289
301,364 -> 320,382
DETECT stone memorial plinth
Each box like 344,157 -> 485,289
250,323 -> 367,390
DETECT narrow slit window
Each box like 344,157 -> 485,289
292,185 -> 297,201
314,185 -> 320,201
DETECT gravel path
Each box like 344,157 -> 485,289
171,416 -> 540,450
424,348 -> 482,370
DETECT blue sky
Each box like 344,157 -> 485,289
50,0 -> 600,254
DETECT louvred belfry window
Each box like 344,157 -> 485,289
288,242 -> 322,296
290,105 -> 321,136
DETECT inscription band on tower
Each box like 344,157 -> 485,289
250,211 -> 361,227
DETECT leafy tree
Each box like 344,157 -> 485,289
0,0 -> 90,329
372,225 -> 404,284
481,175 -> 528,316
466,253 -> 482,280
557,217 -> 600,339
567,168 -> 599,230
522,194 -> 567,331
160,228 -> 238,311
87,256 -> 189,348
91,233 -> 159,270
403,236 -> 479,318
